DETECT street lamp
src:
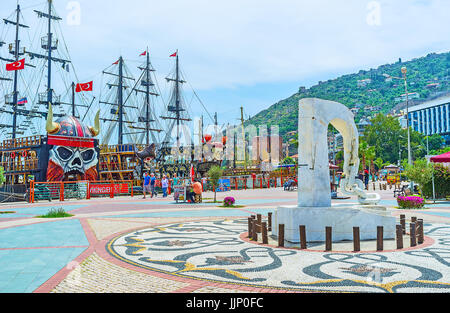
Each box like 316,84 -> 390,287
384,66 -> 414,192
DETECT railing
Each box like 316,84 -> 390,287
0,159 -> 39,172
1,136 -> 41,149
29,180 -> 134,203
99,161 -> 136,171
28,175 -> 295,203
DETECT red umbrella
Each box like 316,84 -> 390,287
430,151 -> 450,163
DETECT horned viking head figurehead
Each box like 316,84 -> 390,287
45,103 -> 101,181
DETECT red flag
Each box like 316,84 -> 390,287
76,81 -> 93,92
6,58 -> 25,71
113,59 -> 119,65
140,51 -> 147,56
190,164 -> 195,183
170,52 -> 177,57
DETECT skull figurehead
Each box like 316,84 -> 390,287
46,103 -> 100,181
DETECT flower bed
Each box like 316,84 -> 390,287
223,197 -> 236,207
397,196 -> 425,209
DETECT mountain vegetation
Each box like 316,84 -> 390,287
246,51 -> 450,143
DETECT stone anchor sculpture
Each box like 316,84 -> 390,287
273,98 -> 395,243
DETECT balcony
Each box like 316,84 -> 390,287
41,36 -> 58,50
38,92 -> 60,105
5,93 -> 25,106
8,43 -> 26,56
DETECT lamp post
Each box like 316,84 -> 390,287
384,66 -> 414,192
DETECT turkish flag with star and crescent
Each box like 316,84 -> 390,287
75,81 -> 93,92
6,58 -> 25,71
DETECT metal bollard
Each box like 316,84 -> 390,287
278,224 -> 285,247
262,222 -> 268,244
400,214 -> 406,235
353,227 -> 360,252
299,225 -> 307,250
252,220 -> 258,241
377,226 -> 383,251
325,227 -> 332,251
247,217 -> 253,238
257,214 -> 262,233
410,223 -> 416,247
396,224 -> 403,249
417,219 -> 424,244
268,212 -> 272,231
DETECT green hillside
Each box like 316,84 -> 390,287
246,51 -> 450,142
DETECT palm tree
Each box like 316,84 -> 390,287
366,146 -> 376,181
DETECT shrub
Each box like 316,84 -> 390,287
397,196 -> 425,209
37,207 -> 73,218
223,197 -> 235,207
422,164 -> 450,199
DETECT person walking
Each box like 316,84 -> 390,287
364,169 -> 369,190
172,173 -> 180,187
150,173 -> 157,198
142,172 -> 151,199
161,175 -> 169,198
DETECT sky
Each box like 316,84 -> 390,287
1,0 -> 450,130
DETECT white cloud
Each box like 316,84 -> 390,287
3,0 -> 450,91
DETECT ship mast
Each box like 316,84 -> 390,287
10,5 -> 24,139
29,0 -> 70,113
160,50 -> 191,153
0,4 -> 44,138
129,48 -> 162,145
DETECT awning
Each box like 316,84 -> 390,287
430,151 -> 450,163
329,163 -> 339,170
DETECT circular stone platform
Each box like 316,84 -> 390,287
107,218 -> 450,293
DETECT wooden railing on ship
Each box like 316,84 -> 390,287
1,135 -> 41,149
0,159 -> 39,172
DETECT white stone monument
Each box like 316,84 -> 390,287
273,98 -> 396,243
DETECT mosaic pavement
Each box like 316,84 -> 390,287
0,187 -> 449,293
106,219 -> 450,293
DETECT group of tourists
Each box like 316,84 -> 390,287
142,172 -> 203,202
142,172 -> 170,199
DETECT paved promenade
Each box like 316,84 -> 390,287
0,187 -> 449,293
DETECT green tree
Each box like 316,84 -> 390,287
0,167 -> 5,186
282,157 -> 296,165
363,113 -> 426,164
424,134 -> 445,152
422,164 -> 450,199
404,159 -> 433,196
207,165 -> 223,203
374,157 -> 384,173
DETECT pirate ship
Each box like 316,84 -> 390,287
0,1 -> 98,201
0,1 -> 259,202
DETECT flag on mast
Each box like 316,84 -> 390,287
76,81 -> 93,92
17,97 -> 28,105
140,51 -> 147,56
170,51 -> 177,57
6,58 -> 25,71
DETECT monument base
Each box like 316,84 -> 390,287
272,205 -> 396,243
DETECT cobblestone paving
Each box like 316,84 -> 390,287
51,253 -> 190,293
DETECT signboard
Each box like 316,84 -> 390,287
173,185 -> 186,202
89,183 -> 129,195
216,178 -> 231,192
